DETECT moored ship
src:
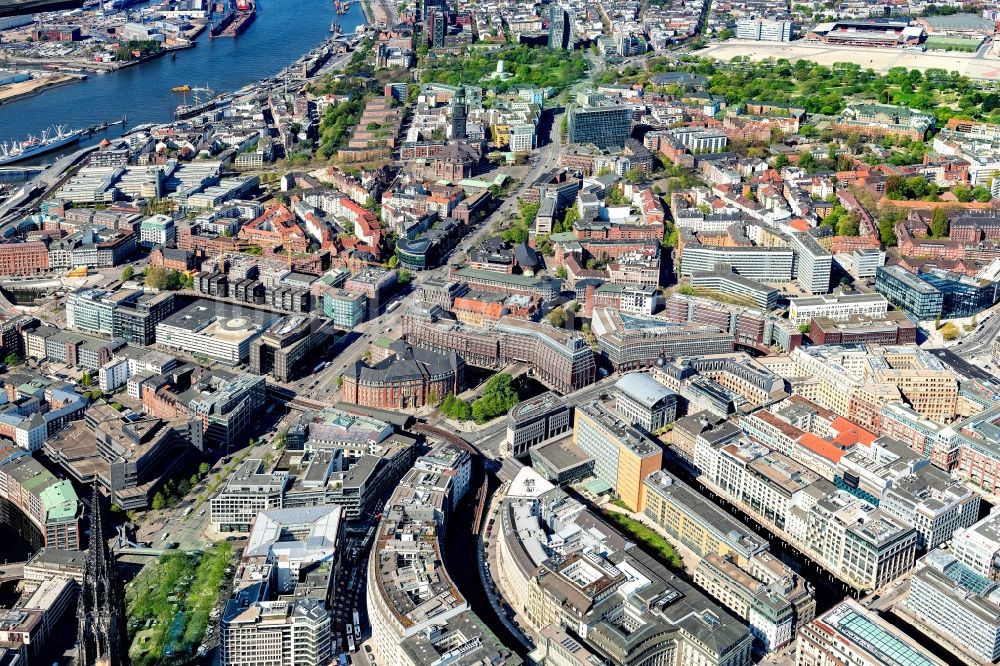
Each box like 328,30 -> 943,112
0,126 -> 80,166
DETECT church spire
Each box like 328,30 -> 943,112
77,483 -> 130,666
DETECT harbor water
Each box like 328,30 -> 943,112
0,0 -> 365,147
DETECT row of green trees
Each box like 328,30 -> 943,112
439,374 -> 520,424
633,57 -> 1000,127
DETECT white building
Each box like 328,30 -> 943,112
220,600 -> 331,666
906,549 -> 1000,663
953,508 -> 1000,576
98,358 -> 130,392
789,232 -> 832,294
220,505 -> 343,666
787,292 -> 889,325
210,458 -> 289,533
155,301 -> 278,364
614,372 -> 678,433
138,214 -> 176,248
735,17 -> 792,41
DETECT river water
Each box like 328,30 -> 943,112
0,0 -> 365,144
0,0 -> 363,593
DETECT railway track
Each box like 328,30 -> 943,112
411,423 -> 489,535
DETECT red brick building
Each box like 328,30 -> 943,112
341,341 -> 463,410
809,313 -> 917,346
0,242 -> 49,275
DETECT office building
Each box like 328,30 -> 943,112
787,292 -> 889,326
220,506 -> 344,666
875,265 -> 944,320
429,8 -> 445,47
156,299 -> 279,364
452,267 -> 561,299
695,552 -> 815,652
0,242 -> 49,276
505,392 -> 573,457
590,307 -> 734,370
952,510 -> 1000,576
403,305 -> 595,393
614,372 -> 678,433
809,313 -> 917,346
877,265 -> 1000,320
138,214 -> 176,248
574,401 -> 662,510
548,4 -> 570,49
906,549 -> 1000,663
281,437 -> 417,521
797,599 -> 946,666
367,461 -> 520,666
805,491 -> 916,590
690,269 -> 779,310
493,486 -> 753,666
67,288 -> 176,346
680,243 -> 795,284
879,464 -> 980,551
735,17 -> 793,41
642,469 -> 768,565
789,232 -> 832,294
250,315 -> 337,382
529,439 -> 594,485
221,600 -> 331,666
0,453 -> 81,550
210,459 -> 289,532
567,91 -> 631,149
345,267 -> 397,317
44,402 -> 200,511
322,289 -> 367,329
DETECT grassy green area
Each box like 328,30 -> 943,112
602,509 -> 683,569
600,57 -> 1000,127
420,45 -> 588,93
677,286 -> 761,309
126,543 -> 233,665
923,37 -> 980,52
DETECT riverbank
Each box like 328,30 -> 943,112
0,73 -> 85,106
0,0 -> 360,143
0,42 -> 198,107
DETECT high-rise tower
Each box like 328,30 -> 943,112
548,4 -> 570,50
450,86 -> 467,140
77,484 -> 130,666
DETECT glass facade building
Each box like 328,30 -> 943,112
876,265 -> 998,320
567,91 -> 631,149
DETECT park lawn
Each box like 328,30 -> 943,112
602,509 -> 683,570
127,543 -> 233,666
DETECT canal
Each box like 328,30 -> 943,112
444,459 -> 530,659
0,495 -> 42,608
664,458 -> 971,666
0,0 -> 364,144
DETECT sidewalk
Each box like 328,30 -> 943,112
600,501 -> 701,572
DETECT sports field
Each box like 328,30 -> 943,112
923,36 -> 983,52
